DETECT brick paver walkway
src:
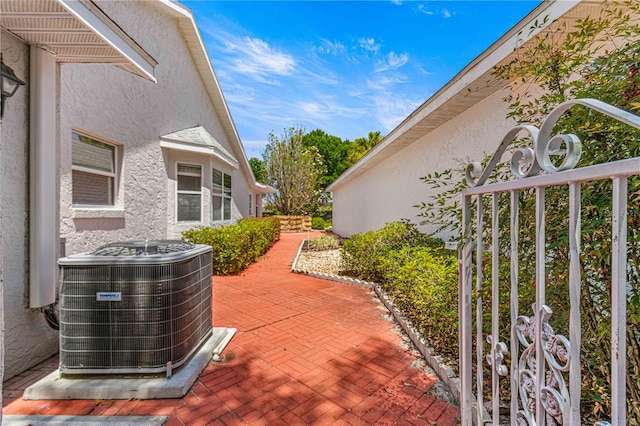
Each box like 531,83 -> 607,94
3,232 -> 460,425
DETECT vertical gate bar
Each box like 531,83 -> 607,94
535,186 -> 546,424
460,194 -> 474,425
611,176 -> 628,425
476,194 -> 485,425
491,193 -> 500,424
510,189 -> 520,424
568,182 -> 581,425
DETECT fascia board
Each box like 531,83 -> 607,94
252,183 -> 277,194
159,0 -> 262,193
56,0 -> 157,82
160,140 -> 239,169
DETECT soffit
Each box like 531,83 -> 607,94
0,0 -> 157,81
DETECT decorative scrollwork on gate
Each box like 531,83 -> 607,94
487,334 -> 509,376
466,98 -> 640,187
514,304 -> 571,425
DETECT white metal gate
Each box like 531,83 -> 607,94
459,99 -> 640,425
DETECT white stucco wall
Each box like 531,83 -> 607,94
164,152 -> 245,236
58,1 -> 252,254
1,31 -> 60,381
1,1 -> 256,381
331,89 -> 515,239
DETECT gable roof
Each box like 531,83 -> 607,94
161,126 -> 239,169
327,0 -> 603,192
150,0 -> 272,194
1,0 -> 271,194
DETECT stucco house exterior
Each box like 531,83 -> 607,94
326,0 -> 601,239
0,0 -> 273,391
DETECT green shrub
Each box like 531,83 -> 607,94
311,216 -> 325,230
341,221 -> 458,361
341,221 -> 444,282
382,247 -> 458,360
341,229 -> 383,281
182,217 -> 280,275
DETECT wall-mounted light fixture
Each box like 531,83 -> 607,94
1,59 -> 26,119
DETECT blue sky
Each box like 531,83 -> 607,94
181,1 -> 541,160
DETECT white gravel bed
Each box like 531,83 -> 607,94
294,249 -> 344,275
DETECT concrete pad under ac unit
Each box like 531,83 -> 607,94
23,327 -> 236,400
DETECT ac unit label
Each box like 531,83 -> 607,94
96,292 -> 122,302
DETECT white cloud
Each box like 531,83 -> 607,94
387,51 -> 408,69
202,28 -> 296,83
371,92 -> 423,132
359,37 -> 380,53
304,69 -> 340,86
316,39 -> 347,56
417,4 -> 433,15
367,73 -> 407,90
231,37 -> 296,77
417,4 -> 453,18
220,83 -> 256,105
374,51 -> 409,73
299,102 -> 323,118
295,97 -> 368,122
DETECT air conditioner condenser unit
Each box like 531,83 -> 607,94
57,240 -> 213,376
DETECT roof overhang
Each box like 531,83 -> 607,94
252,182 -> 277,194
0,0 -> 157,82
327,0 -> 600,192
160,139 -> 239,169
161,126 -> 240,169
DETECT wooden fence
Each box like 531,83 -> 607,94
274,215 -> 312,232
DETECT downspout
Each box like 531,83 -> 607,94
29,46 -> 58,309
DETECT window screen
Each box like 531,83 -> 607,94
177,164 -> 202,222
71,132 -> 116,205
212,168 -> 232,221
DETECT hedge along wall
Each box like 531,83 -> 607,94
182,217 -> 280,275
274,215 -> 311,232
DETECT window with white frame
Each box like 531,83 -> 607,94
212,168 -> 231,222
255,194 -> 260,217
249,193 -> 253,217
72,132 -> 117,205
177,164 -> 202,222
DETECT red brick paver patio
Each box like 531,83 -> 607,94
3,232 -> 460,425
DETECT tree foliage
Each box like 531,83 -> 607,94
263,126 -> 326,215
260,127 -> 383,201
494,6 -> 640,421
249,157 -> 267,183
302,129 -> 352,188
417,1 -> 640,422
347,131 -> 382,165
